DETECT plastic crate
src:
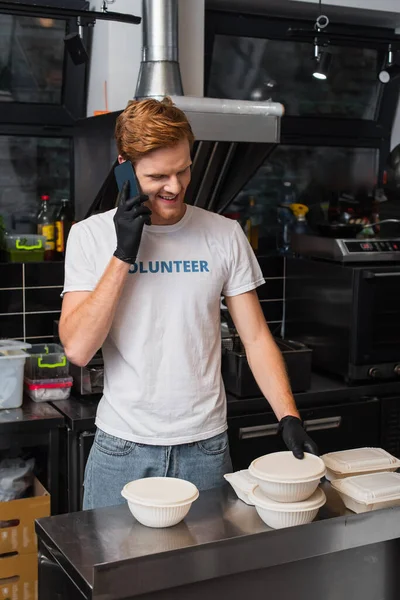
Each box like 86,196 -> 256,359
5,234 -> 46,263
25,344 -> 69,380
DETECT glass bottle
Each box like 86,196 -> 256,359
37,194 -> 55,260
55,198 -> 74,258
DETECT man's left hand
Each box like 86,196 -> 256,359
279,416 -> 319,459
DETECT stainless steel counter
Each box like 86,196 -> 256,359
36,484 -> 400,600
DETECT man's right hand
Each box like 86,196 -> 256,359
113,181 -> 152,264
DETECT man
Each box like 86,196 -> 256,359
60,97 -> 317,510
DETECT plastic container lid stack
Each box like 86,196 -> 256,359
331,472 -> 400,514
322,448 -> 400,481
249,452 -> 326,503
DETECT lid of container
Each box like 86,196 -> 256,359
4,234 -> 46,251
331,472 -> 400,504
249,452 -> 326,483
121,477 -> 199,507
24,376 -> 73,390
322,448 -> 400,475
249,485 -> 326,512
0,340 -> 32,352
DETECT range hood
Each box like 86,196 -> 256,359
74,0 -> 284,219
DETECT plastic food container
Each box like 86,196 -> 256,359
0,340 -> 31,409
331,472 -> 400,514
25,344 -> 69,380
322,448 -> 400,482
224,470 -> 259,505
121,477 -> 199,528
249,452 -> 326,503
248,485 -> 326,529
25,376 -> 73,402
4,234 -> 46,263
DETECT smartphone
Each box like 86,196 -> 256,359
114,160 -> 141,197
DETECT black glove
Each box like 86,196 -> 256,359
279,416 -> 319,460
113,181 -> 152,264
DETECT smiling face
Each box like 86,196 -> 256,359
121,139 -> 192,226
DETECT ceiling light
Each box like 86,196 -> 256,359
313,52 -> 332,80
378,63 -> 400,84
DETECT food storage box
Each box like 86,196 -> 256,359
25,376 -> 73,402
0,340 -> 31,409
248,485 -> 326,529
25,343 -> 69,380
121,477 -> 199,528
4,234 -> 46,263
322,447 -> 400,481
331,472 -> 400,514
248,452 -> 326,503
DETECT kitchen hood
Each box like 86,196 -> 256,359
74,0 -> 284,219
134,0 -> 283,140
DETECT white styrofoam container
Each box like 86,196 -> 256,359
0,341 -> 31,409
121,477 -> 199,528
249,452 -> 326,503
224,470 -> 259,505
248,485 -> 326,529
322,448 -> 400,481
331,472 -> 400,514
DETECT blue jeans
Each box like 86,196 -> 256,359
83,428 -> 233,510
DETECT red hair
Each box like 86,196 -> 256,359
115,97 -> 195,163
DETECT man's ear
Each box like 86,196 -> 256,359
118,155 -> 126,164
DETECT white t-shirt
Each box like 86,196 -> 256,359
63,204 -> 265,445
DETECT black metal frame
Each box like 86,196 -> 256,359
0,1 -> 140,24
0,416 -> 63,514
0,14 -> 88,125
204,10 -> 400,180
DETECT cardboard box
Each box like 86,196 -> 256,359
0,479 -> 50,555
0,551 -> 38,600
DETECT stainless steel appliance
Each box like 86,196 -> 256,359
291,233 -> 400,262
69,354 -> 104,395
285,255 -> 400,382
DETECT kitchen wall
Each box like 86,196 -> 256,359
0,257 -> 283,342
0,262 -> 63,342
86,0 -> 204,116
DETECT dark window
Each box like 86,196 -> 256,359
224,145 -> 379,252
0,135 -> 71,232
0,14 -> 65,105
208,35 -> 381,119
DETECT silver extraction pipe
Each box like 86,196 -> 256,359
135,0 -> 183,99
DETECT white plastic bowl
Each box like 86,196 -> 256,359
249,452 -> 326,503
121,477 -> 199,528
248,485 -> 326,529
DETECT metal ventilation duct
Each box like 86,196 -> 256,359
75,0 -> 285,218
135,0 -> 183,99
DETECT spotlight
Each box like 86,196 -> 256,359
378,63 -> 400,84
313,52 -> 332,80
